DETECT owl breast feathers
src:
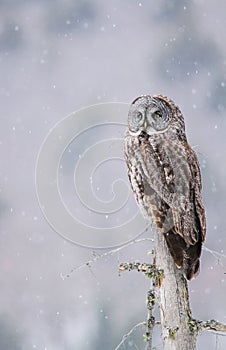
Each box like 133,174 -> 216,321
124,95 -> 206,280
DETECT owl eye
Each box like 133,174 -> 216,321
152,111 -> 162,120
135,112 -> 143,122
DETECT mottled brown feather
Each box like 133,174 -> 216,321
124,95 -> 206,280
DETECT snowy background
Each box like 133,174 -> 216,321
1,0 -> 226,349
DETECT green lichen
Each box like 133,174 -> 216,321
169,327 -> 178,340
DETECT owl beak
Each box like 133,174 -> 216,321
143,120 -> 148,130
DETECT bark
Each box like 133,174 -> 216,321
153,227 -> 197,350
117,238 -> 226,350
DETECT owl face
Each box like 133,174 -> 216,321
127,95 -> 173,135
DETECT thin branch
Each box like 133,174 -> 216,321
145,289 -> 156,350
216,334 -> 219,350
119,260 -> 163,349
119,261 -> 163,286
114,321 -> 146,350
119,261 -> 154,274
61,237 -> 153,279
196,319 -> 226,334
203,246 -> 226,265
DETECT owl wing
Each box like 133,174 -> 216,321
169,144 -> 206,280
124,134 -> 206,246
181,144 -> 206,243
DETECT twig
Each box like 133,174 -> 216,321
114,321 -> 146,350
196,319 -> 226,334
119,259 -> 162,349
216,334 -> 219,350
61,237 -> 153,279
119,261 -> 153,274
145,289 -> 156,350
203,246 -> 226,265
119,261 -> 163,281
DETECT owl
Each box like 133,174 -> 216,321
124,95 -> 206,280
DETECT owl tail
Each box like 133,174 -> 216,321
163,230 -> 202,280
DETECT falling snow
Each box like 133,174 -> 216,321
2,1 -> 226,349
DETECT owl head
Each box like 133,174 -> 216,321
127,95 -> 184,136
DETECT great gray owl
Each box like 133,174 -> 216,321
124,95 -> 206,280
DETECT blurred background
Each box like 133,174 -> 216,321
1,0 -> 226,349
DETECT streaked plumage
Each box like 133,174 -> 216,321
124,95 -> 206,280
